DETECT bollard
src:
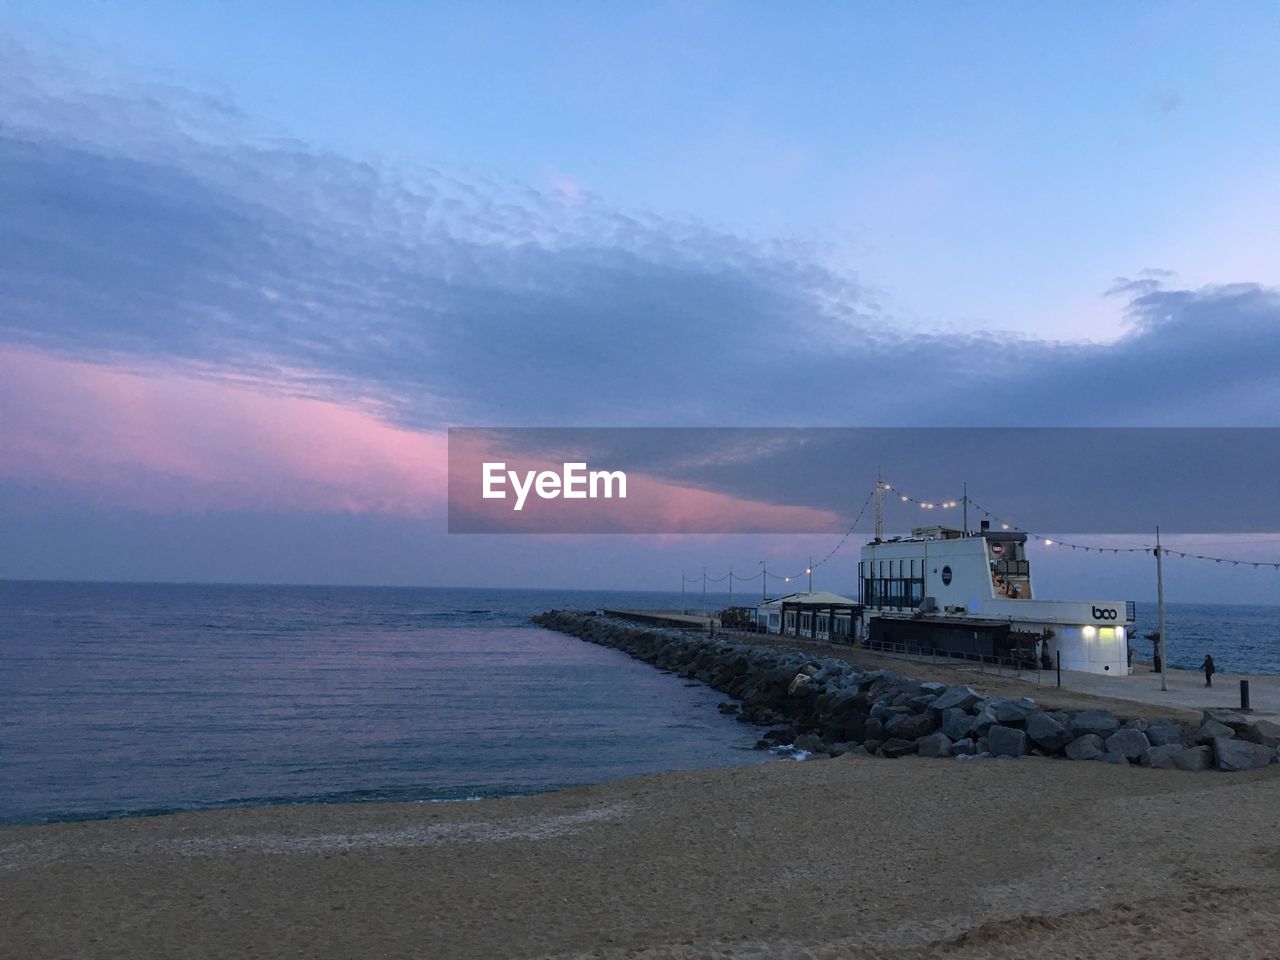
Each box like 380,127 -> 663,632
1241,679 -> 1251,711
1056,650 -> 1062,688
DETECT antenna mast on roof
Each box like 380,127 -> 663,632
874,472 -> 884,543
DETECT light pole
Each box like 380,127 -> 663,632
1156,526 -> 1168,692
760,560 -> 767,602
807,556 -> 813,593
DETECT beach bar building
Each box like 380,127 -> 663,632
859,523 -> 1136,675
756,591 -> 862,642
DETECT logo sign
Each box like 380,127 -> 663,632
941,565 -> 953,585
1091,606 -> 1118,621
990,542 -> 1005,556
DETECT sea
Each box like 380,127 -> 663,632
1,581 -> 1276,826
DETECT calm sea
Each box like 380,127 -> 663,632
0,582 -> 1275,825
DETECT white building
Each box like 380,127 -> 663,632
858,523 -> 1136,675
755,591 -> 861,642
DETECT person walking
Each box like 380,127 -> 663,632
1200,653 -> 1216,688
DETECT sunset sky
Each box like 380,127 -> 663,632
3,3 -> 1279,601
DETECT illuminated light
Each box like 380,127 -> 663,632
883,484 -> 892,490
1044,539 -> 1053,545
1001,523 -> 1009,530
805,568 -> 812,574
1083,625 -> 1096,639
901,495 -> 909,501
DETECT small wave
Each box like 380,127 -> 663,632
3,785 -> 545,827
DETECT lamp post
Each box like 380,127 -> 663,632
1156,526 -> 1168,692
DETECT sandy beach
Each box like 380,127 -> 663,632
6,754 -> 1280,960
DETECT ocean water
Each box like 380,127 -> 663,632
0,583 -> 764,826
1130,601 -> 1280,674
1,582 -> 1276,826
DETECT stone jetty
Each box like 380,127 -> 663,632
534,610 -> 1280,773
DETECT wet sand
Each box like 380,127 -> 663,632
5,755 -> 1280,959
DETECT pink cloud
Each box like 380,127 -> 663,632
0,344 -> 448,515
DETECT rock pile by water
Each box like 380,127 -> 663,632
533,610 -> 1280,773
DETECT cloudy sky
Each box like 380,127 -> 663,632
2,3 -> 1279,601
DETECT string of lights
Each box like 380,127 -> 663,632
680,488 -> 876,590
890,481 -> 1280,570
683,479 -> 1280,590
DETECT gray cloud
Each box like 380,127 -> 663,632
2,38 -> 1278,430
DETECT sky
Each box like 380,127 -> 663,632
2,2 -> 1280,601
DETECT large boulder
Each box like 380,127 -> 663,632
1175,745 -> 1215,772
931,685 -> 981,712
1025,712 -> 1073,751
987,725 -> 1030,758
1070,710 -> 1120,739
880,738 -> 918,758
1144,743 -> 1186,769
1204,710 -> 1252,733
1097,751 -> 1131,765
889,712 -> 939,740
1215,736 -> 1277,772
969,704 -> 1001,737
1146,721 -> 1189,747
1195,719 -> 1235,745
1245,719 -> 1280,748
1144,744 -> 1213,771
916,732 -> 953,758
995,698 -> 1038,724
1105,728 -> 1152,762
942,707 -> 974,741
950,737 -> 977,756
1065,734 -> 1105,761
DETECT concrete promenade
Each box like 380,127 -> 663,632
1056,660 -> 1280,717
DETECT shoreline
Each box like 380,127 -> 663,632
8,610 -> 1280,957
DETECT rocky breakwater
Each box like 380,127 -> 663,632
534,611 -> 1280,773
